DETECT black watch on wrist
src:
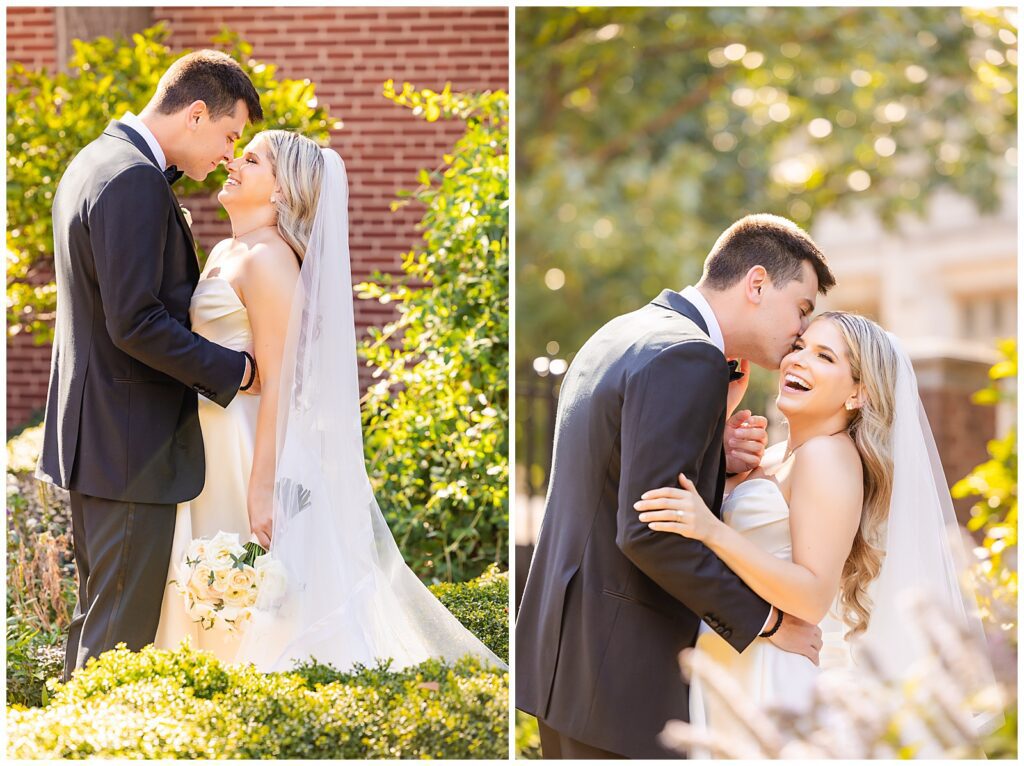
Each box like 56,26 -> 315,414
239,350 -> 256,392
758,609 -> 784,638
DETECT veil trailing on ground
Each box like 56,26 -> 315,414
235,148 -> 503,673
844,334 -> 1001,732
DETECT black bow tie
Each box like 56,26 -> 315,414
164,165 -> 184,185
728,359 -> 745,382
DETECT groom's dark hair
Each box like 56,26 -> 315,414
152,50 -> 263,123
701,214 -> 835,294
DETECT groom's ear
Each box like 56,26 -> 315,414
185,100 -> 208,129
745,265 -> 768,304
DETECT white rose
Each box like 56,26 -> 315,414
233,606 -> 255,631
255,557 -> 288,603
185,538 -> 208,563
210,568 -> 233,594
223,585 -> 255,608
226,567 -> 254,591
191,564 -> 214,596
190,601 -> 217,629
207,532 -> 243,566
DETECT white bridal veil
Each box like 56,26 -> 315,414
845,333 -> 1001,732
235,148 -> 504,673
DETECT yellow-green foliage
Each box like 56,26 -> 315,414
7,645 -> 508,759
952,339 -> 1017,636
358,82 -> 508,584
430,564 -> 509,663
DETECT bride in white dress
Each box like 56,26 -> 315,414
635,311 -> 995,754
156,131 -> 502,673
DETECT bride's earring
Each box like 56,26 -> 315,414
845,400 -> 856,411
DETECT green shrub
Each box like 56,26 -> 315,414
5,564 -> 509,703
516,710 -> 542,759
7,644 -> 508,759
430,564 -> 509,663
358,82 -> 509,585
6,621 -> 65,709
6,425 -> 71,545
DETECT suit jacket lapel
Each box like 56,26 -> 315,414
102,121 -> 200,280
650,288 -> 729,515
170,201 -> 199,278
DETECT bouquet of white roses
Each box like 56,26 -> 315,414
173,530 -> 288,633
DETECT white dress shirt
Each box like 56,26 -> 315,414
120,111 -> 167,170
679,286 -> 725,355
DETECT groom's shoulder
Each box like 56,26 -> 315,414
65,134 -> 166,203
603,301 -> 715,351
584,306 -> 723,377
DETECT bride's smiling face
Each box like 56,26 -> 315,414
776,317 -> 861,420
218,134 -> 277,212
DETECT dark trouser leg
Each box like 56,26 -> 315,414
537,719 -> 626,760
65,492 -> 176,680
63,492 -> 90,682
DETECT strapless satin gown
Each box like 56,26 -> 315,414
688,478 -> 849,756
154,278 -> 260,663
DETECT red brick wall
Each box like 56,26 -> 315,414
7,7 -> 59,428
6,6 -> 508,429
5,6 -> 57,71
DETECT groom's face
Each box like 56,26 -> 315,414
755,260 -> 819,369
181,99 -> 249,181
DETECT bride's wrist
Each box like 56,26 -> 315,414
703,517 -> 725,548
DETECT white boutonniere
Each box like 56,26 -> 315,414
181,206 -> 193,228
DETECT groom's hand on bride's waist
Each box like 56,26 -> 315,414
724,410 -> 768,475
767,611 -> 823,666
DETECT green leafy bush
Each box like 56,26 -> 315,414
430,564 -> 509,663
6,564 -> 508,702
7,644 -> 508,759
516,710 -> 542,759
6,621 -> 65,709
951,339 -> 1017,759
358,82 -> 509,585
7,22 -> 337,342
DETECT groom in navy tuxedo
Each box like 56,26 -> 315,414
516,215 -> 837,758
36,51 -> 264,681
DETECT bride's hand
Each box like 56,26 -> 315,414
248,485 -> 273,548
724,410 -> 768,475
634,473 -> 722,544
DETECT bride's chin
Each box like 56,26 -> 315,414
775,393 -> 799,416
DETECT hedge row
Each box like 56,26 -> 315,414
8,645 -> 508,759
7,568 -> 507,708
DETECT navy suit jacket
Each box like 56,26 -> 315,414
37,121 -> 245,504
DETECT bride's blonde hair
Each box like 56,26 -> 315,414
818,311 -> 900,639
259,130 -> 324,260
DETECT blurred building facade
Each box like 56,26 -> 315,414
778,183 -> 1017,508
6,5 -> 508,429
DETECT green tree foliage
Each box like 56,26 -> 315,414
7,22 -> 337,342
516,7 -> 1017,363
952,340 -> 1017,634
358,82 -> 508,584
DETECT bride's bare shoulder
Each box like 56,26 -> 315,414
792,433 -> 863,492
240,236 -> 300,285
